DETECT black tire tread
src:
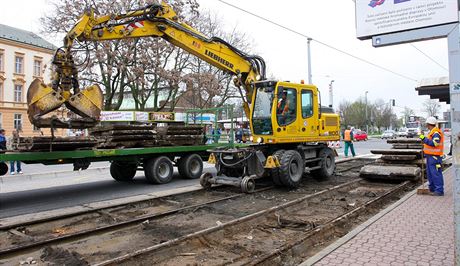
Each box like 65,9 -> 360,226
144,156 -> 174,184
270,150 -> 285,186
178,154 -> 203,179
279,150 -> 304,188
110,162 -> 137,181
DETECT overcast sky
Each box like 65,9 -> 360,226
0,0 -> 453,118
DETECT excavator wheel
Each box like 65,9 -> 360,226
270,149 -> 285,186
311,148 -> 335,180
279,150 -> 304,188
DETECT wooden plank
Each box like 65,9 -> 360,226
380,155 -> 418,161
370,149 -> 422,155
387,139 -> 422,144
90,124 -> 155,133
91,130 -> 156,136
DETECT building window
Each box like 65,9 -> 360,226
34,59 -> 42,76
14,84 -> 23,102
15,55 -> 24,74
0,82 -> 3,101
14,114 -> 22,131
0,52 -> 4,72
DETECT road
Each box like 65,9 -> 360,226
0,138 -> 398,219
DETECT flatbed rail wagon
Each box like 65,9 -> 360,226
0,143 -> 230,184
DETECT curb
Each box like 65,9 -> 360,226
299,166 -> 453,266
0,167 -> 110,183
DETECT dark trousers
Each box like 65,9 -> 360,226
344,141 -> 355,157
10,161 -> 21,172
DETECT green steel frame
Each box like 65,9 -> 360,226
0,143 -> 230,165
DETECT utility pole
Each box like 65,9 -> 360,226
329,80 -> 334,108
365,91 -> 369,133
307,38 -> 313,84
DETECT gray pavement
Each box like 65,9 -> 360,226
304,167 -> 454,266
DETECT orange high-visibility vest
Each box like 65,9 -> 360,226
277,99 -> 289,114
423,127 -> 444,156
344,129 -> 352,141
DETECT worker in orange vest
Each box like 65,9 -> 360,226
277,91 -> 290,125
420,117 -> 444,196
343,126 -> 356,157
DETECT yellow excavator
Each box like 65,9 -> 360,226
27,2 -> 340,192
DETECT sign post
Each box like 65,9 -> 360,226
448,20 -> 460,265
355,1 -> 459,263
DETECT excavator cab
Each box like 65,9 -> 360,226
251,80 -> 328,144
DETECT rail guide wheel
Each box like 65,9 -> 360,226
200,172 -> 213,190
241,176 -> 256,193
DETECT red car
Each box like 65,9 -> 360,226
354,130 -> 368,141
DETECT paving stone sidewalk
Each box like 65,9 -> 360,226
312,168 -> 454,266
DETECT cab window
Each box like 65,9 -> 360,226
276,87 -> 296,126
301,90 -> 313,118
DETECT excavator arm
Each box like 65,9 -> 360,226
28,2 -> 266,128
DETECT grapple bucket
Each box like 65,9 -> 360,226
27,79 -> 65,121
66,84 -> 103,120
27,78 -> 103,129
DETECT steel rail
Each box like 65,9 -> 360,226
0,187 -> 272,256
93,179 -> 364,266
246,181 -> 411,265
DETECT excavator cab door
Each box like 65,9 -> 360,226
272,82 -> 319,142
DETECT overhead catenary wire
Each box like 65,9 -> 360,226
217,0 -> 418,82
410,44 -> 449,72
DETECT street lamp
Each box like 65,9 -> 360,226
329,80 -> 334,108
365,91 -> 369,134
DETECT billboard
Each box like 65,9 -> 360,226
356,0 -> 459,40
100,111 -> 135,122
149,112 -> 175,122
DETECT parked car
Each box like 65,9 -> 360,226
381,130 -> 396,139
354,130 -> 368,141
397,129 -> 408,138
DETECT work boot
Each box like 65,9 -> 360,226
429,192 -> 444,196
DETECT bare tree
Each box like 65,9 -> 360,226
178,11 -> 254,109
41,0 -> 199,111
402,107 -> 415,125
422,99 -> 441,117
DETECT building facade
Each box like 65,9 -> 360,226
0,24 -> 55,136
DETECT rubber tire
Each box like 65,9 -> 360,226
279,150 -> 304,188
270,149 -> 285,186
178,154 -> 203,179
0,162 -> 8,176
144,156 -> 174,184
110,162 -> 137,182
311,148 -> 335,180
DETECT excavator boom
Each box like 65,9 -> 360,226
28,2 -> 264,128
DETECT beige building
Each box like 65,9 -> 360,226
0,24 -> 55,137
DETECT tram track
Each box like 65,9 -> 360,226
0,158 -> 383,265
98,180 -> 412,265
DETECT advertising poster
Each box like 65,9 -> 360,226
356,0 -> 459,39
